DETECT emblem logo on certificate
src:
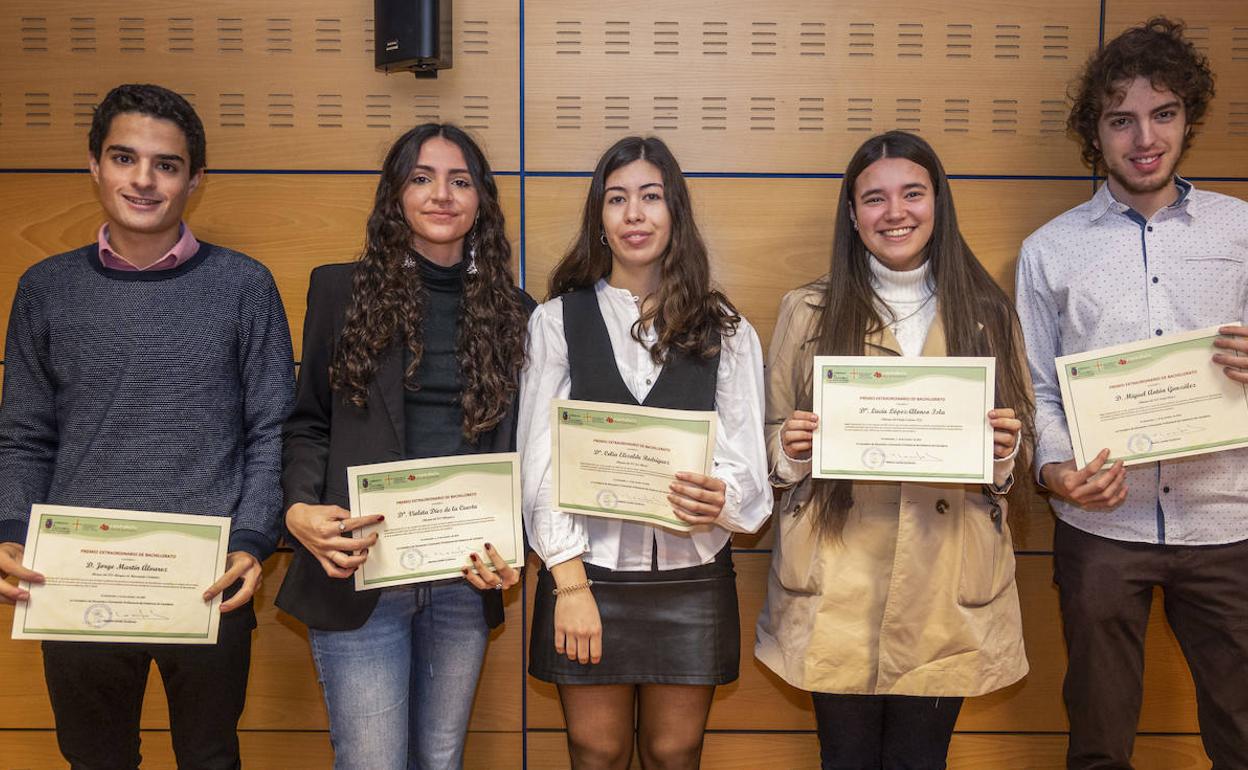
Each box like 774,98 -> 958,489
550,399 -> 717,532
812,356 -> 995,483
346,453 -> 523,591
1056,325 -> 1248,466
12,505 -> 230,644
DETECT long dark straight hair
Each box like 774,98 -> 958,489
330,123 -> 528,441
547,135 -> 739,361
801,130 -> 1034,539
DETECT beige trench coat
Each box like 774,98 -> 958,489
754,284 -> 1028,696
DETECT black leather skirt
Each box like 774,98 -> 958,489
529,545 -> 740,685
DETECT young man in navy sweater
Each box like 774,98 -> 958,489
0,83 -> 294,769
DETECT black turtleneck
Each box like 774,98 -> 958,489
402,254 -> 474,459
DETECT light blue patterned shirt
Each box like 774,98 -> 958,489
1016,179 -> 1248,545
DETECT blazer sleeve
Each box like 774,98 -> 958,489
281,265 -> 348,514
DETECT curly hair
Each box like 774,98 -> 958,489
1068,17 -> 1215,169
330,123 -> 528,442
89,84 -> 206,174
547,135 -> 739,362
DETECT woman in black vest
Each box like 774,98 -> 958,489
519,136 -> 770,769
278,124 -> 532,769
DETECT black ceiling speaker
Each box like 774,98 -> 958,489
375,0 -> 452,79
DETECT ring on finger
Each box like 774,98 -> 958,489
337,521 -> 346,533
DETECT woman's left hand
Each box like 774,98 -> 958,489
669,472 -> 727,525
988,408 -> 1023,459
462,542 -> 521,592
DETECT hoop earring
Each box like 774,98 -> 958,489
600,232 -> 608,246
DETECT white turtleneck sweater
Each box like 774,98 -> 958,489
869,255 -> 936,356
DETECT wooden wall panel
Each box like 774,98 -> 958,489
3,1 -> 1247,767
525,731 -> 1211,769
524,0 -> 1098,175
0,1 -> 520,170
0,174 -> 521,361
1104,1 -> 1248,177
2,728 -> 521,769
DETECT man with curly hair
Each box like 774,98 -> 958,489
1016,18 -> 1248,769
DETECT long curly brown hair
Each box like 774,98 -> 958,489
330,123 -> 528,441
1068,16 -> 1215,170
547,135 -> 739,361
799,131 -> 1035,540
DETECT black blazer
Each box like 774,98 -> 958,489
275,262 -> 533,631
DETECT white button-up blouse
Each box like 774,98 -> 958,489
518,279 -> 771,570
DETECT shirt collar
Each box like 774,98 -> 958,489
1089,176 -> 1197,224
98,223 -> 200,271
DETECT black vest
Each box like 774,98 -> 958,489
561,287 -> 719,410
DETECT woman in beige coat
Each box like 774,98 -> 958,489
754,131 -> 1034,770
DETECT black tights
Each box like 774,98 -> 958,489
557,683 -> 716,770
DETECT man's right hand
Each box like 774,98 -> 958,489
1040,449 -> 1128,511
0,542 -> 43,604
285,503 -> 382,579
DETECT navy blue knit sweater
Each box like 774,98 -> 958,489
0,242 -> 294,562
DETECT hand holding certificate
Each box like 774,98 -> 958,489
1056,325 -> 1248,467
812,356 -> 996,483
11,505 -> 229,644
551,399 -> 717,532
347,453 -> 523,591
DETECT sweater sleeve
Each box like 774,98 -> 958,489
228,269 -> 295,562
0,279 -> 58,545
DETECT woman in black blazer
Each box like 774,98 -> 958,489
276,123 -> 532,770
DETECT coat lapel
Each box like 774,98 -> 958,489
919,311 -> 949,357
864,307 -> 950,358
375,345 -> 406,454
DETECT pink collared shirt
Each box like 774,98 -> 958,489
98,223 -> 200,271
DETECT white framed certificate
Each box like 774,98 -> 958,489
551,399 -> 717,533
1056,325 -> 1248,467
347,453 -> 523,591
812,356 -> 995,483
12,504 -> 229,644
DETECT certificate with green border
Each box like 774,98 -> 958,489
348,453 -> 523,591
551,399 -> 717,533
1056,325 -> 1248,467
812,356 -> 995,483
12,504 -> 229,644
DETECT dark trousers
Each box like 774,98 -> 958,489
41,602 -> 256,770
811,692 -> 963,770
1054,519 -> 1248,770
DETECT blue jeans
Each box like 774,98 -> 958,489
309,580 -> 490,770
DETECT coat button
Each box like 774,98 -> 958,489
936,499 -> 949,514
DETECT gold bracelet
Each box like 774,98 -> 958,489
552,579 -> 594,597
